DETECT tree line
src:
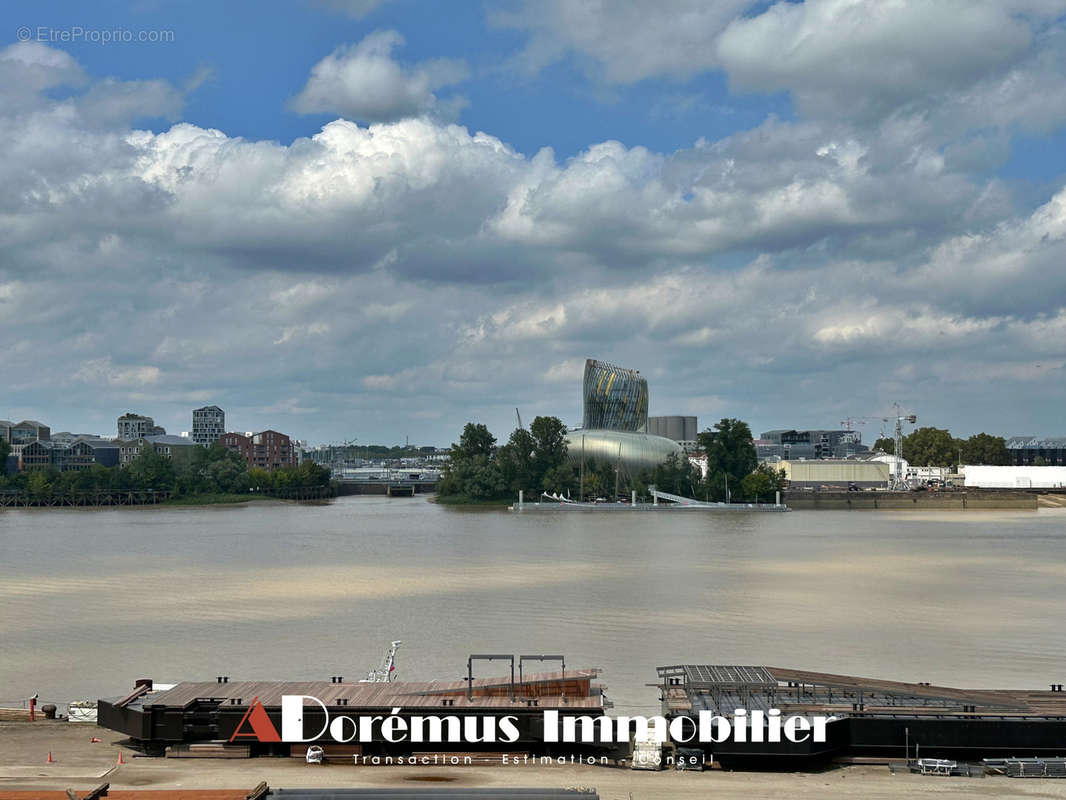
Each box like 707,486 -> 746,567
0,442 -> 331,499
439,416 -> 785,504
872,429 -> 1012,467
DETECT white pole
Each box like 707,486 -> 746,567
775,490 -> 780,507
632,489 -> 636,507
518,489 -> 524,510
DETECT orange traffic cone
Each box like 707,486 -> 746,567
46,751 -> 54,763
117,751 -> 124,765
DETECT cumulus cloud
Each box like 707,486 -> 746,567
490,0 -> 750,82
715,0 -> 1037,120
497,0 -> 1066,135
289,31 -> 469,123
2,40 -> 1066,442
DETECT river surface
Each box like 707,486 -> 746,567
1,497 -> 1064,712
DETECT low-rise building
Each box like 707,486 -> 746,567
117,434 -> 196,466
963,465 -> 1066,488
7,419 -> 50,455
780,459 -> 890,489
21,439 -> 111,471
1006,436 -> 1066,466
760,429 -> 869,460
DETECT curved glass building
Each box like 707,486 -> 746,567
567,359 -> 683,474
582,359 -> 649,432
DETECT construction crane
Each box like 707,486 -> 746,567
360,640 -> 402,683
883,404 -> 917,490
515,408 -> 525,431
840,416 -> 876,431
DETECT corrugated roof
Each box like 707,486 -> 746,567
1007,436 -> 1066,448
132,670 -> 603,713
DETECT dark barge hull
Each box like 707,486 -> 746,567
658,664 -> 1066,768
98,669 -> 615,759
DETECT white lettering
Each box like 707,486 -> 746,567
281,695 -> 328,742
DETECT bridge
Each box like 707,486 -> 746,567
334,479 -> 439,497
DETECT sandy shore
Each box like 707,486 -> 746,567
3,722 -> 1065,799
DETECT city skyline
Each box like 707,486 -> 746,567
2,1 -> 1066,446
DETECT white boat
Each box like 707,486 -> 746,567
67,700 -> 98,722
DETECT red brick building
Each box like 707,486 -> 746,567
219,430 -> 295,470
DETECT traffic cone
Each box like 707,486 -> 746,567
46,751 -> 53,763
117,751 -> 124,765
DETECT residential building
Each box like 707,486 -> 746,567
117,434 -> 196,466
220,429 -> 296,470
192,405 -> 225,446
117,413 -> 165,440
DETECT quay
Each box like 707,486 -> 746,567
782,489 -> 1039,510
510,489 -> 789,512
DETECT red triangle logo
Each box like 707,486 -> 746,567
229,696 -> 281,742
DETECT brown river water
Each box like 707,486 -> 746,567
1,496 -> 1064,712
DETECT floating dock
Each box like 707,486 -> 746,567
98,657 -> 612,759
511,489 -> 789,512
656,664 -> 1066,766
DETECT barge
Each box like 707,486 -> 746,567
656,664 -> 1066,767
98,655 -> 615,760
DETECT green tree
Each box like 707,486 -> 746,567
960,433 -> 1010,466
497,428 -> 535,493
697,418 -> 757,500
0,438 -> 10,468
529,416 -> 569,490
650,452 -> 699,497
903,427 -> 959,467
127,445 -> 176,491
873,437 -> 894,454
27,468 -> 56,498
439,422 -> 509,501
740,463 -> 787,502
453,423 -> 496,461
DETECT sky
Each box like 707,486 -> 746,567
2,0 -> 1066,447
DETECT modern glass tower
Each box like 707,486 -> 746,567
582,359 -> 649,432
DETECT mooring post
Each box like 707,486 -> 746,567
776,490 -> 780,507
632,489 -> 636,507
518,489 -> 524,510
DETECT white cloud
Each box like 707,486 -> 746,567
289,31 -> 469,123
716,0 -> 1036,120
491,0 -> 750,83
2,42 -> 1066,442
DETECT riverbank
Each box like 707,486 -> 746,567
2,722 -> 1062,800
432,494 -> 511,506
161,493 -> 254,506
